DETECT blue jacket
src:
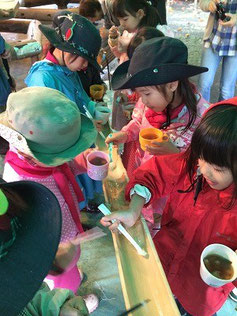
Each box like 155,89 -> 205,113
0,35 -> 11,107
25,60 -> 96,116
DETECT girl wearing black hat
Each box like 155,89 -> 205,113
106,37 -> 210,227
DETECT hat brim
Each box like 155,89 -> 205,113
0,180 -> 62,315
111,60 -> 208,90
39,24 -> 102,73
0,112 -> 97,166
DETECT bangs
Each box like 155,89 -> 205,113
191,105 -> 237,169
113,0 -> 135,18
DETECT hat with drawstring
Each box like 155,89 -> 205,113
0,87 -> 97,166
111,37 -> 208,90
0,179 -> 62,315
39,12 -> 102,72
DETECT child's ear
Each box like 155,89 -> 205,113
167,81 -> 179,92
136,9 -> 145,20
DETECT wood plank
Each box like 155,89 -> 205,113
103,148 -> 180,316
16,7 -> 78,21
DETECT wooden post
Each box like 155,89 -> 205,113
16,7 -> 78,21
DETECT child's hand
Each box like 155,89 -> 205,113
146,140 -> 179,155
60,296 -> 88,316
219,13 -> 237,27
118,30 -> 134,53
208,0 -> 219,13
94,119 -> 103,131
105,131 -> 128,145
100,209 -> 139,232
54,240 -> 78,272
82,148 -> 93,160
99,26 -> 109,39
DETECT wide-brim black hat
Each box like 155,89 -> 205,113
39,13 -> 102,72
112,37 -> 208,90
0,180 -> 62,316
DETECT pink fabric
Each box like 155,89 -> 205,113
145,103 -> 185,129
46,49 -> 59,64
5,150 -> 84,233
45,246 -> 82,294
121,93 -> 210,222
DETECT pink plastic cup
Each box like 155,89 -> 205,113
87,151 -> 109,181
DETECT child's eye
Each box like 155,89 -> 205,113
214,168 -> 225,173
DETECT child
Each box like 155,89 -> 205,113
107,37 -> 209,224
79,0 -> 104,23
101,98 -> 237,316
109,0 -> 172,62
0,87 -> 98,301
0,179 -> 95,315
49,10 -> 106,97
198,0 -> 237,102
25,13 -> 104,211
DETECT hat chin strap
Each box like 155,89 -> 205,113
161,91 -> 175,129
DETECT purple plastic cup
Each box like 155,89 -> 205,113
87,151 -> 109,181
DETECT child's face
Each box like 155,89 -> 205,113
64,53 -> 88,72
118,10 -> 143,32
135,86 -> 171,112
198,159 -> 233,191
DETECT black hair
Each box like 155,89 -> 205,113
127,26 -> 164,58
113,0 -> 161,28
79,0 -> 103,19
153,79 -> 198,132
185,104 -> 237,206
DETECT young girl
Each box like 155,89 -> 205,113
101,98 -> 237,316
107,37 -> 210,225
0,87 -> 98,310
109,0 -> 172,62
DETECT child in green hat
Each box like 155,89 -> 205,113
0,87 -> 98,307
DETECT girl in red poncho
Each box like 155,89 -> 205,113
101,97 -> 237,316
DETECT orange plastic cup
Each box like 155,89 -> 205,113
90,84 -> 105,101
139,128 -> 168,151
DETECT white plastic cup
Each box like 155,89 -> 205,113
200,244 -> 237,287
95,106 -> 111,125
87,151 -> 109,181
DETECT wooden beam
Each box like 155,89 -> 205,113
20,0 -> 79,8
0,18 -> 32,33
16,7 -> 78,21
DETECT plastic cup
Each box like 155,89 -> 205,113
139,128 -> 168,151
95,106 -> 111,125
87,151 -> 109,181
90,84 -> 105,101
200,244 -> 237,287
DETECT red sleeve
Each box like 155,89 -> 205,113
125,153 -> 186,205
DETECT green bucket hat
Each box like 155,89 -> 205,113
39,12 -> 102,72
0,87 -> 97,166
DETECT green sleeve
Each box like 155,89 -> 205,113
20,283 -> 74,316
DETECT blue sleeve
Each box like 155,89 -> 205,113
0,34 -> 5,54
